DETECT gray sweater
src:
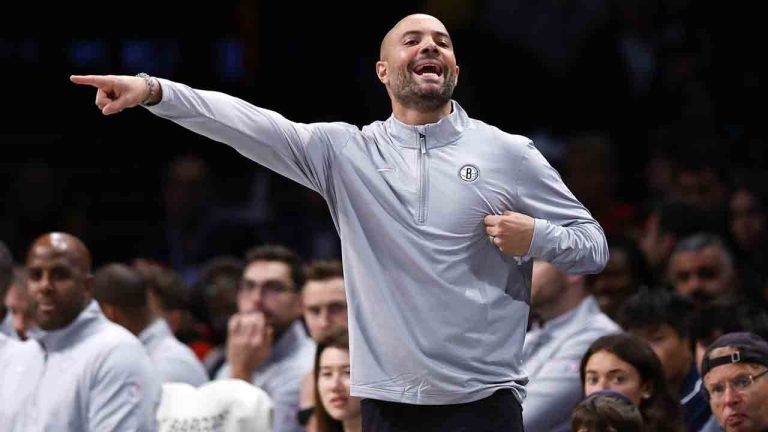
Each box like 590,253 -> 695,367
148,80 -> 608,405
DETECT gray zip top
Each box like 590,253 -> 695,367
148,79 -> 609,405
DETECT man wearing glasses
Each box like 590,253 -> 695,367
701,332 -> 768,432
216,244 -> 315,432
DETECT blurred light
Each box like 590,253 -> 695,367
213,38 -> 245,83
121,39 -> 179,77
68,40 -> 109,69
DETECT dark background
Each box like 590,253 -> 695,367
2,1 -> 765,283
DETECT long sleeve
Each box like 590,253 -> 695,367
146,79 -> 354,199
88,343 -> 161,432
515,141 -> 608,273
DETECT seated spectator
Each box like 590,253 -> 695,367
690,300 -> 768,375
586,236 -> 652,320
0,241 -> 17,339
314,326 -> 361,432
700,332 -> 768,432
4,266 -> 38,340
298,259 -> 348,431
94,263 -> 209,386
581,333 -> 684,432
1,233 -> 160,431
217,244 -> 314,432
522,260 -> 620,432
192,256 -> 244,378
571,390 -> 643,432
667,234 -> 738,306
728,184 -> 768,303
620,289 -> 711,431
133,259 -> 212,359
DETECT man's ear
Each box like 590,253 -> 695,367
376,61 -> 388,84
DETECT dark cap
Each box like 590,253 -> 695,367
701,332 -> 768,378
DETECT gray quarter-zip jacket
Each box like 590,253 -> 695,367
148,79 -> 608,405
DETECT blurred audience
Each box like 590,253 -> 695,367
581,333 -> 685,432
571,390 -> 644,432
700,332 -> 768,432
216,244 -> 314,432
620,289 -> 711,431
522,260 -> 620,432
94,262 -> 208,386
298,259 -> 348,431
4,266 -> 37,340
313,326 -> 361,432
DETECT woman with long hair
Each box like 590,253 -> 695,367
580,333 -> 684,432
313,326 -> 361,432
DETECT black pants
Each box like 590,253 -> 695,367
361,390 -> 524,432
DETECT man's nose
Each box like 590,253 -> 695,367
420,40 -> 438,54
722,384 -> 742,405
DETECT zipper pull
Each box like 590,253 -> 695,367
419,133 -> 426,154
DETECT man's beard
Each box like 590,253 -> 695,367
391,65 -> 456,112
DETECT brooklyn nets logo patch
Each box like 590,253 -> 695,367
459,165 -> 479,183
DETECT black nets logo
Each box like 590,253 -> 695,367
459,165 -> 479,183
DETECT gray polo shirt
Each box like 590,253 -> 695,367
149,80 -> 608,405
0,300 -> 161,431
139,318 -> 209,386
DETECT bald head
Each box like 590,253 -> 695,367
27,233 -> 92,275
380,14 -> 449,60
26,232 -> 94,330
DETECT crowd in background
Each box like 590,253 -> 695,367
1,1 -> 767,431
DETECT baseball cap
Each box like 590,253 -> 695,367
700,331 -> 768,378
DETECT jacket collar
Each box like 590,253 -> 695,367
139,318 -> 172,351
384,100 -> 469,149
34,300 -> 104,352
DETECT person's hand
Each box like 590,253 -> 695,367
69,75 -> 149,115
226,312 -> 274,381
484,211 -> 535,256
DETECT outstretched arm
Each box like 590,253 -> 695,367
70,75 -> 352,198
70,74 -> 161,115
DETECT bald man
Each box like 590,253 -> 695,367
0,233 -> 160,432
71,13 -> 607,431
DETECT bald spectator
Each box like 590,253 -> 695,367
94,263 -> 208,386
668,234 -> 738,306
1,233 -> 160,431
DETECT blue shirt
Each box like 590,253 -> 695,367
139,318 -> 209,386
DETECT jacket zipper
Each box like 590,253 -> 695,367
418,133 -> 428,224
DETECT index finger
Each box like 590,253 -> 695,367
70,74 -> 112,88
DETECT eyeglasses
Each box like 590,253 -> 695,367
238,279 -> 293,296
705,368 -> 768,402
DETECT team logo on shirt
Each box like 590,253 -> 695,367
459,165 -> 479,183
